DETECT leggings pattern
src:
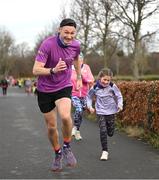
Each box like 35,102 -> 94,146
97,114 -> 115,151
71,96 -> 87,130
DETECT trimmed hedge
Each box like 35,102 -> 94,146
117,81 -> 159,134
114,75 -> 159,81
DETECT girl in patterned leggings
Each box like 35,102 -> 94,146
71,53 -> 94,140
87,68 -> 123,160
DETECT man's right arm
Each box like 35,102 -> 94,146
32,59 -> 67,76
32,61 -> 51,76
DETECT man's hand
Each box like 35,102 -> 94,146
54,58 -> 67,73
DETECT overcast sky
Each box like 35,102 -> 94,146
0,0 -> 159,51
0,0 -> 71,48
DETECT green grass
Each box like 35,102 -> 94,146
143,132 -> 159,149
115,120 -> 159,149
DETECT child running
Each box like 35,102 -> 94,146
71,53 -> 94,140
87,68 -> 123,160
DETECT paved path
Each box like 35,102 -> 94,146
0,87 -> 159,179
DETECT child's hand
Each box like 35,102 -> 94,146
88,107 -> 95,114
117,106 -> 123,112
76,78 -> 82,90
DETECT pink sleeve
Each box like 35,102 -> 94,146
82,65 -> 94,83
71,69 -> 77,91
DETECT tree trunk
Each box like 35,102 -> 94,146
133,39 -> 140,80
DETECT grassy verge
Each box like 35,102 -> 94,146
73,109 -> 159,149
115,120 -> 159,149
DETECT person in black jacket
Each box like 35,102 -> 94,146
0,77 -> 9,95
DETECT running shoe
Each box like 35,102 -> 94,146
71,126 -> 77,136
75,130 -> 82,140
63,147 -> 77,167
51,153 -> 63,171
100,151 -> 108,161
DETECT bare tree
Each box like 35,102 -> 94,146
59,3 -> 68,20
0,27 -> 15,76
70,0 -> 92,56
89,0 -> 120,68
13,42 -> 31,58
34,21 -> 59,53
70,0 -> 123,68
113,0 -> 159,79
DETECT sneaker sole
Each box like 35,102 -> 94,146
100,158 -> 108,161
63,159 -> 77,167
66,162 -> 77,167
51,168 -> 62,172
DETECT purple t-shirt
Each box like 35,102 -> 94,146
35,35 -> 80,92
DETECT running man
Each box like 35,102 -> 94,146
32,18 -> 82,171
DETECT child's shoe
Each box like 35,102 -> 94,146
71,126 -> 77,136
100,151 -> 108,161
75,130 -> 82,140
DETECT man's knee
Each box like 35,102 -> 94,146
47,127 -> 57,139
61,113 -> 71,123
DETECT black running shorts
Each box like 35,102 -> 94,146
37,86 -> 72,113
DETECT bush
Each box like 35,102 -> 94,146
117,80 -> 159,134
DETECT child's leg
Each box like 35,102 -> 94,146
97,115 -> 108,151
77,97 -> 87,129
72,96 -> 83,130
106,114 -> 115,137
81,97 -> 87,110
